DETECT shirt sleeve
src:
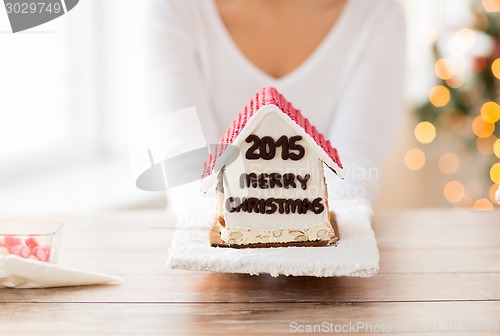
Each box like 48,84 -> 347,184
143,0 -> 222,204
146,0 -> 219,143
326,2 -> 406,204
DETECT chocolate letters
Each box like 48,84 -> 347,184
229,134 -> 325,215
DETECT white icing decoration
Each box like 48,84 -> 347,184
215,111 -> 334,245
220,223 -> 335,245
200,104 -> 344,193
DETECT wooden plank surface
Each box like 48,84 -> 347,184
0,209 -> 500,335
0,302 -> 499,335
2,272 -> 500,304
374,211 -> 500,249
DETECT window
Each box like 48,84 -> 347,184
0,0 -> 159,212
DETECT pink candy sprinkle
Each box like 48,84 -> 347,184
32,245 -> 50,262
11,244 -> 31,258
0,236 -> 52,262
3,236 -> 22,250
25,237 -> 39,250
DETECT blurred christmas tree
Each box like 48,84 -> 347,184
415,0 -> 500,209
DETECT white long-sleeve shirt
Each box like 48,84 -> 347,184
147,0 -> 406,203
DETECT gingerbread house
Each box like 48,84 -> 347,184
201,87 -> 344,248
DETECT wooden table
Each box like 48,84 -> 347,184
1,209 -> 500,335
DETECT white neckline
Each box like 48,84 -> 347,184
206,0 -> 354,86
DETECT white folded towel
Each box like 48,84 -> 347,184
166,184 -> 379,277
0,255 -> 122,288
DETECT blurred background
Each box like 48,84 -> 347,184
0,0 -> 499,214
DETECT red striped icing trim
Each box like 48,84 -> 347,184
202,87 -> 343,179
